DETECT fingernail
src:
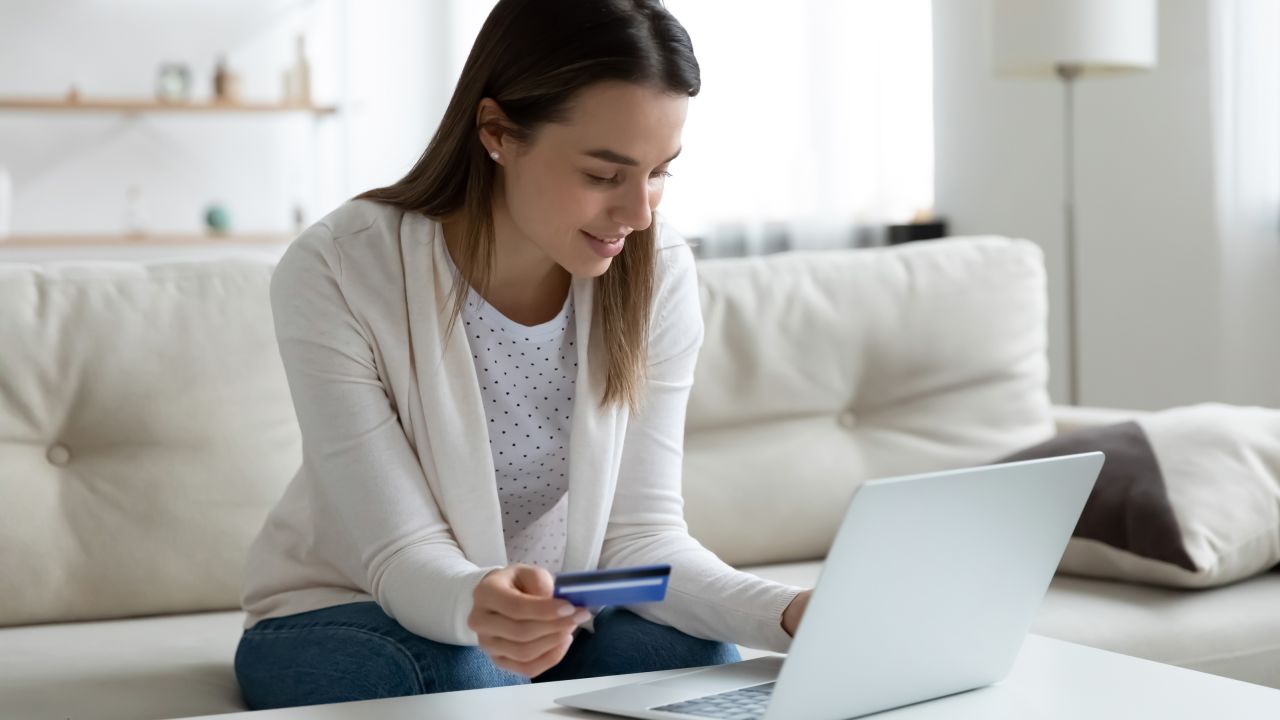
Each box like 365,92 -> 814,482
557,604 -> 576,617
573,610 -> 591,623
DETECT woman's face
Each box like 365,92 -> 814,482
486,81 -> 688,278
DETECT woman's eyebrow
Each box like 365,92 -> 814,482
582,147 -> 682,166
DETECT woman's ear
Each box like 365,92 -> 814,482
476,98 -> 515,159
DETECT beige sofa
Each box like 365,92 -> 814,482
2,236 -> 1277,720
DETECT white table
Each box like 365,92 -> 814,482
176,635 -> 1280,719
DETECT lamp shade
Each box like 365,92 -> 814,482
991,0 -> 1157,77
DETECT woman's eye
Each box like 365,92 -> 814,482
584,170 -> 673,186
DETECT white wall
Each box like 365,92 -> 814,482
0,0 -> 456,241
933,0 -> 1277,410
343,0 -> 463,202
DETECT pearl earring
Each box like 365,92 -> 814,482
490,151 -> 500,161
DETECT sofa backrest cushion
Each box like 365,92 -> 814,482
683,237 -> 1056,565
0,257 -> 301,626
0,236 -> 1054,624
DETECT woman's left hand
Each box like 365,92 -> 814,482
781,589 -> 812,637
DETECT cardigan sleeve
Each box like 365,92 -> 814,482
269,224 -> 496,646
597,238 -> 804,653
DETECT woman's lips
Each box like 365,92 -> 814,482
582,230 -> 625,258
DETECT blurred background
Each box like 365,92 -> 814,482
0,0 -> 1276,411
0,0 -> 933,253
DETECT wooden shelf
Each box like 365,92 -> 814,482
0,233 -> 294,247
0,97 -> 337,115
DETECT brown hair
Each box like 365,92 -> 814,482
357,0 -> 700,410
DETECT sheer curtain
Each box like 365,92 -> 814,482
1210,0 -> 1280,406
444,1 -> 934,256
659,1 -> 933,255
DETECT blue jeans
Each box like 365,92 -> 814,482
234,601 -> 741,710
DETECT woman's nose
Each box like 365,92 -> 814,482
611,181 -> 653,233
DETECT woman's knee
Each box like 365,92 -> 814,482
585,608 -> 741,675
235,624 -> 427,709
651,630 -> 741,669
411,639 -> 530,693
234,606 -> 525,710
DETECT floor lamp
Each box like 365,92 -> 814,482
990,0 -> 1157,405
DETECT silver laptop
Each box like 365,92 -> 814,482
556,452 -> 1104,720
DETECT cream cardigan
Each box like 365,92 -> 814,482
241,200 -> 800,652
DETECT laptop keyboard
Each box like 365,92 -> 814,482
652,681 -> 775,719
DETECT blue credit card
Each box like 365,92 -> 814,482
554,564 -> 671,608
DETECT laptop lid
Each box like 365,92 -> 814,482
765,452 -> 1103,719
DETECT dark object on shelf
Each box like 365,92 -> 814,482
887,219 -> 948,245
213,56 -> 241,102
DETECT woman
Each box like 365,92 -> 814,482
235,0 -> 811,709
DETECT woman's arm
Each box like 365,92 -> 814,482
598,241 -> 803,653
269,224 -> 496,645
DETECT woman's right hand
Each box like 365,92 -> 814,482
469,564 -> 590,677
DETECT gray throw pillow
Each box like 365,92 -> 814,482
999,403 -> 1280,588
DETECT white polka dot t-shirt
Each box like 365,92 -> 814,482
454,269 -> 578,573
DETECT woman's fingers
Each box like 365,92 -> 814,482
487,591 -> 573,621
469,565 -> 587,677
482,629 -> 576,664
475,608 -> 586,642
477,571 -> 576,621
511,564 -> 556,597
491,633 -> 575,678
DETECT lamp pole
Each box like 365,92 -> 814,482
1056,63 -> 1082,406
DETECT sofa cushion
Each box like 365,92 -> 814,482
0,610 -> 247,720
1034,572 -> 1280,690
741,562 -> 1280,689
683,237 -> 1056,566
1001,403 -> 1280,588
0,258 -> 301,626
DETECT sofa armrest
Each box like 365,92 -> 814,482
1052,405 -> 1150,436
